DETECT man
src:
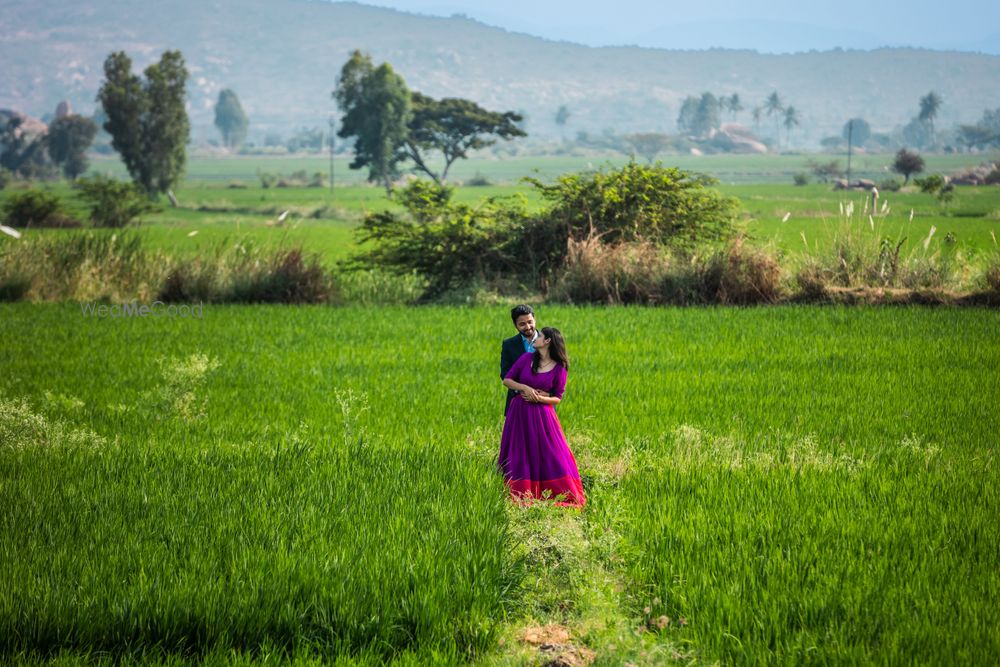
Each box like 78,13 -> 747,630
500,304 -> 541,414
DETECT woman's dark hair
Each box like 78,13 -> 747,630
532,327 -> 570,372
510,304 -> 534,323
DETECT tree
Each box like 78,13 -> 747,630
892,148 -> 925,184
677,93 -> 720,139
842,118 -> 871,148
401,92 -> 525,184
555,105 -> 570,139
764,91 -> 784,141
46,115 -> 97,180
677,97 -> 700,136
902,117 -> 931,149
751,106 -> 762,133
214,89 -> 248,149
0,116 -> 50,178
97,50 -> 190,199
333,50 -> 411,194
957,124 -> 994,151
626,133 -> 672,163
782,106 -> 800,148
727,93 -> 743,119
918,92 -> 943,145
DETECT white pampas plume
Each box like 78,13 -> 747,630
869,215 -> 875,230
187,230 -> 198,237
881,200 -> 889,214
839,201 -> 844,216
909,209 -> 915,222
923,226 -> 937,250
782,212 -> 791,223
800,231 -> 808,248
0,225 -> 21,239
991,230 -> 997,247
278,210 -> 289,222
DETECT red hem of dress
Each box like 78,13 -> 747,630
506,476 -> 586,508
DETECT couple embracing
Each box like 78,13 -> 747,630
498,305 -> 586,508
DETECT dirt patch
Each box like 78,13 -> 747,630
520,624 -> 595,666
521,623 -> 571,646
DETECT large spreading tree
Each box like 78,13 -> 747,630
97,50 -> 189,200
214,89 -> 248,149
401,92 -> 525,184
334,50 -> 412,194
334,51 -> 526,190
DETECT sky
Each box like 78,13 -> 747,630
349,0 -> 1000,54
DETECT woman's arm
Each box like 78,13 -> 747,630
503,378 -> 541,402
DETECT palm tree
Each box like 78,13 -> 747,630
783,106 -> 800,149
752,106 -> 763,133
765,91 -> 784,142
918,92 -> 943,146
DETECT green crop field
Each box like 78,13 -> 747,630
2,304 -> 998,664
0,155 -> 1000,265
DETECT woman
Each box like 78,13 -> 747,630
499,327 -> 585,508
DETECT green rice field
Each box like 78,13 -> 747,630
3,153 -> 1000,269
2,304 -> 998,664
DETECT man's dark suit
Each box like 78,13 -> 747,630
500,334 -> 528,414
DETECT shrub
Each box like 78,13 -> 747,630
527,161 -> 739,251
878,178 -> 903,192
552,236 -> 670,304
709,237 -> 784,304
75,175 -> 158,228
985,167 -> 1000,186
986,259 -> 1000,294
465,172 -> 492,187
350,180 -> 528,299
1,189 -> 79,228
257,170 -> 277,189
0,271 -> 32,301
914,173 -> 946,194
0,167 -> 11,190
229,248 -> 334,304
350,165 -> 740,299
793,172 -> 810,186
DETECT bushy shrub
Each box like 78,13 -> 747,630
257,170 -> 277,189
527,161 -> 739,251
350,164 -> 740,300
0,167 -> 11,190
793,172 -> 810,186
350,180 -> 530,298
878,178 -> 903,192
1,189 -> 79,228
985,167 -> 1000,186
75,175 -> 157,228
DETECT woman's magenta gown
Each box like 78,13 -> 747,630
499,352 -> 585,507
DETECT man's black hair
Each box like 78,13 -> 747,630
510,304 -> 534,322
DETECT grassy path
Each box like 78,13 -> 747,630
483,434 -> 685,666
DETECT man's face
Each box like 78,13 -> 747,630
514,314 -> 536,340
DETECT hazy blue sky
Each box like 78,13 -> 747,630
351,0 -> 1000,53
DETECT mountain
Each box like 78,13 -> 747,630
1,0 -> 998,146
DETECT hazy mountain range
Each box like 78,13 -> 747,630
2,0 -> 999,146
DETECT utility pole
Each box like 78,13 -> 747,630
330,114 -> 335,197
846,119 -> 853,184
